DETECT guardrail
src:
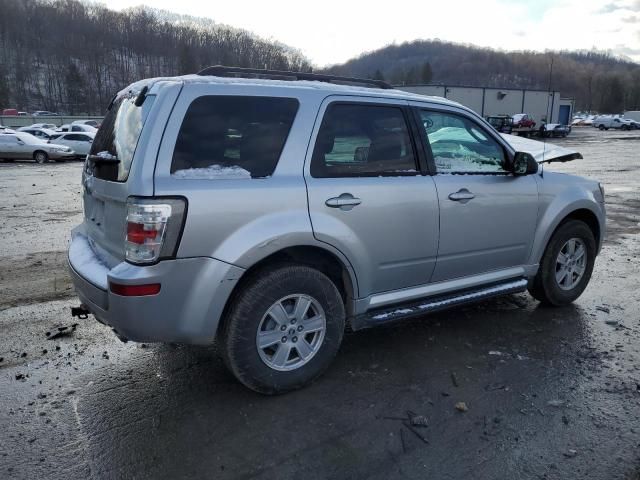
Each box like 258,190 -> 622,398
0,115 -> 104,128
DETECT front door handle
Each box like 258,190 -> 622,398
325,193 -> 362,210
448,189 -> 475,203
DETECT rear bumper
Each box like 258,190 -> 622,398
68,233 -> 245,344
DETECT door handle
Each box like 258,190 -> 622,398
448,189 -> 475,203
325,193 -> 362,210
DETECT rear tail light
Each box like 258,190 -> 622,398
125,197 -> 186,264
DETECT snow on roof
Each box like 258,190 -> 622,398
119,73 -> 465,110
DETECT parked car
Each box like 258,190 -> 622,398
49,131 -> 94,158
0,132 -> 75,163
540,123 -> 571,138
72,119 -> 100,128
17,111 -> 28,116
17,127 -> 58,140
2,108 -> 19,116
33,111 -> 59,116
512,113 -> 536,128
0,126 -> 16,134
57,123 -> 97,133
68,68 -> 605,394
486,115 -> 513,134
593,116 -> 631,130
624,119 -> 640,129
29,123 -> 57,130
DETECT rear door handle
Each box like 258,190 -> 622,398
325,193 -> 362,210
448,189 -> 475,203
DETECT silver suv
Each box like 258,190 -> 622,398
68,67 -> 606,394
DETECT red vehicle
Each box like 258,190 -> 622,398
512,113 -> 536,128
2,109 -> 18,116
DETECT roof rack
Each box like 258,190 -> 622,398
196,65 -> 394,90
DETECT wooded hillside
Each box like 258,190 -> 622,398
0,0 -> 311,114
323,40 -> 640,113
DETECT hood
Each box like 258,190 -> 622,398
500,134 -> 582,163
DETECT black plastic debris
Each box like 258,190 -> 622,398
45,324 -> 78,340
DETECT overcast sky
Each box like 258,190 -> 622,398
105,0 -> 640,66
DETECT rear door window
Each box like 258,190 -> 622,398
171,96 -> 299,179
310,104 -> 417,178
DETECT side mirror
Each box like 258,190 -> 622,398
512,152 -> 538,175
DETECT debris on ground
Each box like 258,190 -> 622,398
488,350 -> 504,356
45,323 -> 78,340
15,373 -> 26,381
547,399 -> 566,407
451,372 -> 459,387
455,402 -> 468,412
563,449 -> 578,458
596,306 -> 610,314
409,414 -> 429,427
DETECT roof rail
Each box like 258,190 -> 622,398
196,65 -> 394,90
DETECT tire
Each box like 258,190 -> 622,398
528,220 -> 596,306
34,151 -> 48,164
598,125 -> 605,130
219,264 -> 345,394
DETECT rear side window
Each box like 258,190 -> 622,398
171,96 -> 299,179
311,104 -> 417,178
88,92 -> 156,182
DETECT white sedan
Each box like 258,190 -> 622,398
57,123 -> 97,133
49,131 -> 95,159
0,132 -> 75,163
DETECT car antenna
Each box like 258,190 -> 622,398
541,53 -> 555,176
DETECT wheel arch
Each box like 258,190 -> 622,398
216,245 -> 358,336
530,204 -> 603,266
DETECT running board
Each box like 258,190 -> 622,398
350,278 -> 528,331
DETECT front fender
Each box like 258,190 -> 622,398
529,186 -> 605,265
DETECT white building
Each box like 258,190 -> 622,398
398,84 -> 574,125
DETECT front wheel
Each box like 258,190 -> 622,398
598,125 -> 605,131
219,264 -> 345,394
34,151 -> 48,164
529,220 -> 596,306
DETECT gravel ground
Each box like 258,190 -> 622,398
0,128 -> 639,479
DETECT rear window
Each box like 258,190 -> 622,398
88,92 -> 156,182
171,96 -> 299,179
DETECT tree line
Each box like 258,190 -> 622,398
0,0 -> 311,115
324,40 -> 640,113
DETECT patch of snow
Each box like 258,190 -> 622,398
172,165 -> 251,180
95,151 -> 117,160
372,307 -> 414,321
435,156 -> 504,173
68,234 -> 109,290
488,351 -> 504,356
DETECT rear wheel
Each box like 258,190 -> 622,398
34,151 -> 48,164
598,124 -> 605,130
220,264 -> 345,394
529,220 -> 596,306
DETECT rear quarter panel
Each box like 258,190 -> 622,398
153,83 -> 338,268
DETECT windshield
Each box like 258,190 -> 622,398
88,92 -> 156,181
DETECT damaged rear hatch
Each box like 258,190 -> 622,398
72,79 -> 182,282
